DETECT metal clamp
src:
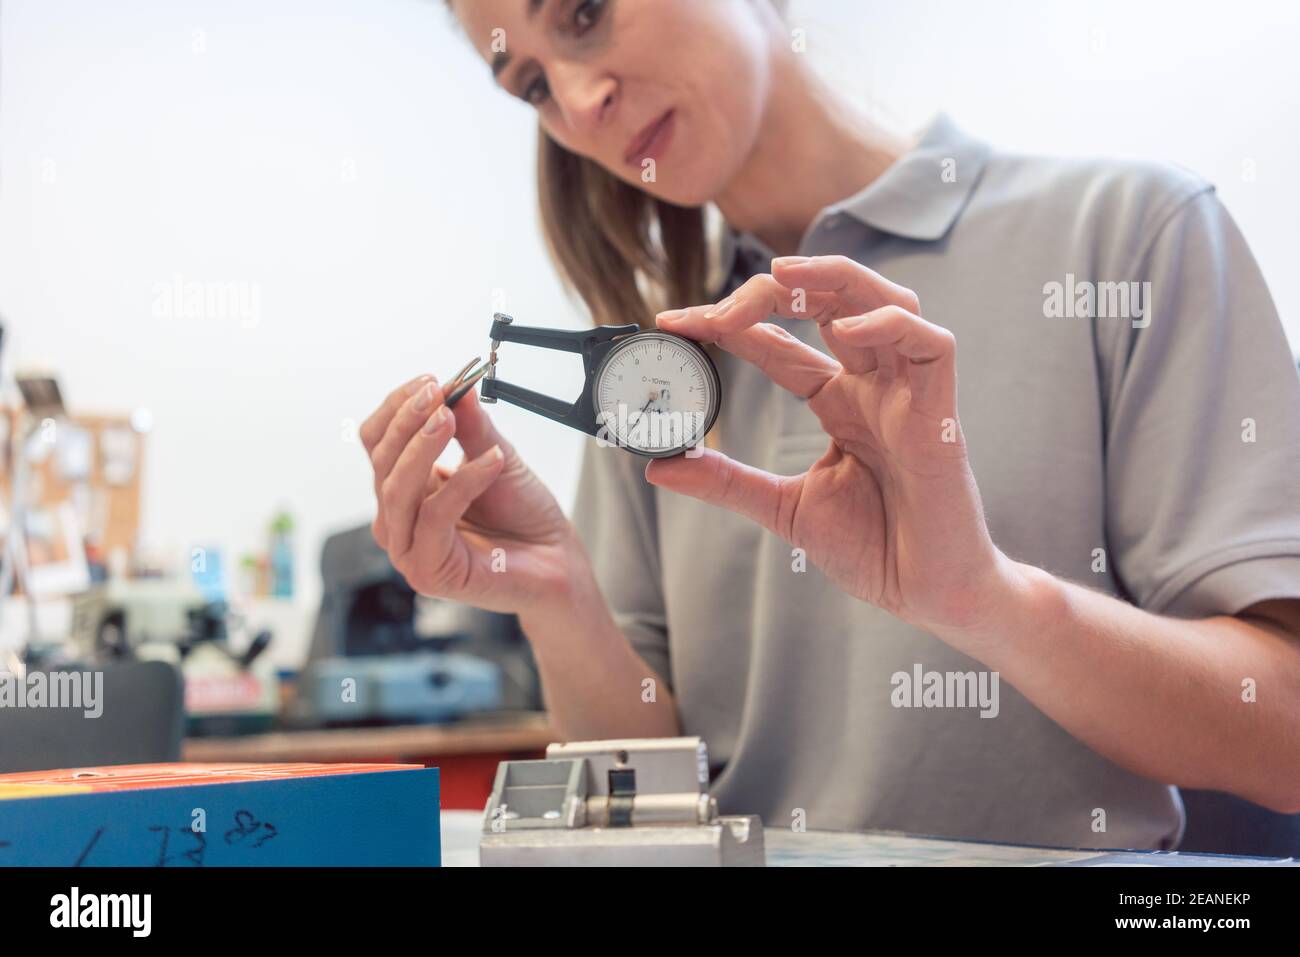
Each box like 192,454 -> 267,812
479,737 -> 765,866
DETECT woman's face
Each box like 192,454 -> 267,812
452,0 -> 776,206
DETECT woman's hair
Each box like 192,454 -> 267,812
538,134 -> 713,330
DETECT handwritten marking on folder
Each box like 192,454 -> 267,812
1,809 -> 278,866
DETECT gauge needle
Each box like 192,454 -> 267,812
626,393 -> 657,434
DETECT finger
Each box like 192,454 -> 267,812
656,256 -> 918,343
716,321 -> 839,399
655,273 -> 802,340
414,444 -> 507,562
443,379 -> 518,463
421,462 -> 454,500
368,376 -> 435,550
382,404 -> 458,558
771,254 -> 921,316
772,255 -> 923,373
644,448 -> 798,542
372,378 -> 446,489
656,296 -> 840,401
831,306 -> 957,412
655,270 -> 857,381
378,461 -> 454,549
361,374 -> 432,454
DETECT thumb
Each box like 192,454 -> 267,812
443,383 -> 517,462
645,448 -> 793,539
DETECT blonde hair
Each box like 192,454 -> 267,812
537,134 -> 713,330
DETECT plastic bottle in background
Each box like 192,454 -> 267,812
238,553 -> 259,597
270,510 -> 294,599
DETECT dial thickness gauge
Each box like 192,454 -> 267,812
592,331 -> 720,456
451,313 -> 722,458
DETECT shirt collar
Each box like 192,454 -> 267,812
716,112 -> 990,287
830,111 -> 990,241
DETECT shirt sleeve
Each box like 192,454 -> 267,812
1102,186 -> 1300,619
569,436 -> 674,688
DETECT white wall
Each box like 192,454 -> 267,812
1,0 -> 1297,630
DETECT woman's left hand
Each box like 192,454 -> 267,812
650,254 -> 1016,640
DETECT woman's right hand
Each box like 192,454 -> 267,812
361,373 -> 580,615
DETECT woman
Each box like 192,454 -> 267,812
360,0 -> 1300,850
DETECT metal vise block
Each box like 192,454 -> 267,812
480,737 -> 765,866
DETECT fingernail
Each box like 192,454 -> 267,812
703,296 -> 737,319
406,374 -> 433,396
832,315 -> 868,331
481,444 -> 503,465
414,382 -> 435,412
422,406 -> 449,434
656,309 -> 687,323
773,256 -> 811,268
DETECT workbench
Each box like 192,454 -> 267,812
184,722 -> 1300,864
438,810 -> 1300,867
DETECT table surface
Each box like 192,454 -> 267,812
438,810 -> 1299,867
179,723 -> 1300,867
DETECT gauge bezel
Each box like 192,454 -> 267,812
590,331 -> 722,458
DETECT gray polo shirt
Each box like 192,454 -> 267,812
569,112 -> 1300,850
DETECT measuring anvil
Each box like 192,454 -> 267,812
479,737 -> 765,866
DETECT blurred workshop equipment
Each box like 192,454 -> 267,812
0,347 -> 147,670
290,523 -> 540,727
0,660 -> 184,774
69,579 -> 279,736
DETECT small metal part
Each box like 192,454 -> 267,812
478,313 -> 511,404
479,343 -> 500,404
607,767 -> 636,828
443,356 -> 492,408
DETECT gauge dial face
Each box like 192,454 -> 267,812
592,333 -> 719,456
